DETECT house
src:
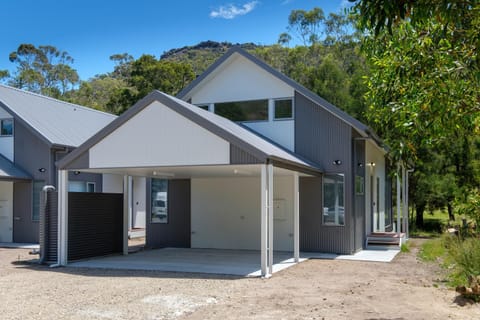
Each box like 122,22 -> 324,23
0,84 -> 116,243
48,47 -> 399,277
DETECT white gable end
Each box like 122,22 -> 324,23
89,101 -> 230,168
191,54 -> 294,104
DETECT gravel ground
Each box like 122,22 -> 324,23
0,239 -> 478,320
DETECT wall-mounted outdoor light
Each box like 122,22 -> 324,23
73,171 -> 81,175
332,160 -> 342,165
38,168 -> 46,173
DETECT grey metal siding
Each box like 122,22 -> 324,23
230,144 -> 262,164
39,190 -> 57,264
12,181 -> 37,243
146,179 -> 191,249
295,92 -> 354,254
300,177 -> 353,254
12,120 -> 51,243
353,137 -> 366,251
68,192 -> 123,261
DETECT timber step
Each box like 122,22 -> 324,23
366,232 -> 406,247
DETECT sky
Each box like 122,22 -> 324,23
0,0 -> 352,80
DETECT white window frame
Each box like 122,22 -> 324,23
0,118 -> 13,137
322,173 -> 345,226
273,98 -> 294,121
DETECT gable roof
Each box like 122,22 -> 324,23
177,47 -> 382,144
0,84 -> 117,148
58,90 -> 321,175
0,153 -> 31,181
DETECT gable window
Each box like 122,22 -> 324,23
215,99 -> 268,122
323,174 -> 345,226
0,119 -> 13,136
274,99 -> 293,120
196,104 -> 209,111
151,178 -> 168,223
32,181 -> 45,221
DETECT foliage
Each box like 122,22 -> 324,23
7,44 -> 79,97
455,188 -> 480,233
445,236 -> 480,290
418,237 -> 447,262
352,0 -> 480,228
287,7 -> 325,46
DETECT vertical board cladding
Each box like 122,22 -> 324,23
146,179 -> 191,249
295,92 -> 354,254
354,138 -> 366,251
68,193 -> 123,261
230,144 -> 262,164
300,177 -> 353,254
39,191 -> 58,264
13,181 -> 38,243
12,120 -> 51,243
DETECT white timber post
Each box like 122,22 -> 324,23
267,163 -> 274,275
57,170 -> 69,266
396,163 -> 401,236
260,164 -> 268,277
402,164 -> 407,238
293,172 -> 300,262
123,175 -> 130,255
128,176 -> 133,231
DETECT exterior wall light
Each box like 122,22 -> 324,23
73,171 -> 81,175
333,160 -> 342,165
38,168 -> 46,172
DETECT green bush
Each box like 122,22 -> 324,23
447,236 -> 480,287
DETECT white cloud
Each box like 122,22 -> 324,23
210,1 -> 259,19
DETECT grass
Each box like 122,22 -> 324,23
418,236 -> 446,262
409,210 -> 451,238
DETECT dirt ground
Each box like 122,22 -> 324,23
0,239 -> 478,320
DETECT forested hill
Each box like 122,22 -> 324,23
160,41 -> 261,75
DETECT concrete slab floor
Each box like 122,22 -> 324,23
0,243 -> 39,249
69,248 -> 304,277
68,247 -> 399,277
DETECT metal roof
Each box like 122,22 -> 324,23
178,47 -> 379,143
0,153 -> 31,181
58,91 -> 321,175
0,84 -> 117,148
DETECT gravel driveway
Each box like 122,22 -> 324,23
0,239 -> 478,320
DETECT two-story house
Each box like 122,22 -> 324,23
50,48 -> 397,277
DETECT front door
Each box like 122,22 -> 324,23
0,181 -> 13,242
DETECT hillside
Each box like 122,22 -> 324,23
160,40 -> 263,75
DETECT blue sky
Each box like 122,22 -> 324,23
0,0 -> 352,80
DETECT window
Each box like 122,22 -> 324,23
355,176 -> 364,195
68,181 -> 95,192
323,174 -> 345,226
196,104 -> 209,111
86,182 -> 95,193
32,181 -> 45,221
0,119 -> 13,136
151,178 -> 168,223
274,99 -> 293,120
215,99 -> 268,122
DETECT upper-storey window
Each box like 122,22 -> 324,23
274,99 -> 293,120
215,99 -> 268,122
196,105 -> 209,111
0,119 -> 13,136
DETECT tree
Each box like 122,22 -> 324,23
351,0 -> 480,226
287,7 -> 325,46
7,44 -> 79,97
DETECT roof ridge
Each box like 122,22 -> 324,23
0,83 -> 115,118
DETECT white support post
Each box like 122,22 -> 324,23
123,175 -> 130,255
267,163 -> 274,275
128,176 -> 133,231
293,172 -> 300,262
402,164 -> 407,238
396,163 -> 401,236
57,170 -> 69,266
260,165 -> 268,277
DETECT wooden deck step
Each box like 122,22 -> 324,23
366,232 -> 406,247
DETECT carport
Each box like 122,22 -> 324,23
54,91 -> 321,277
